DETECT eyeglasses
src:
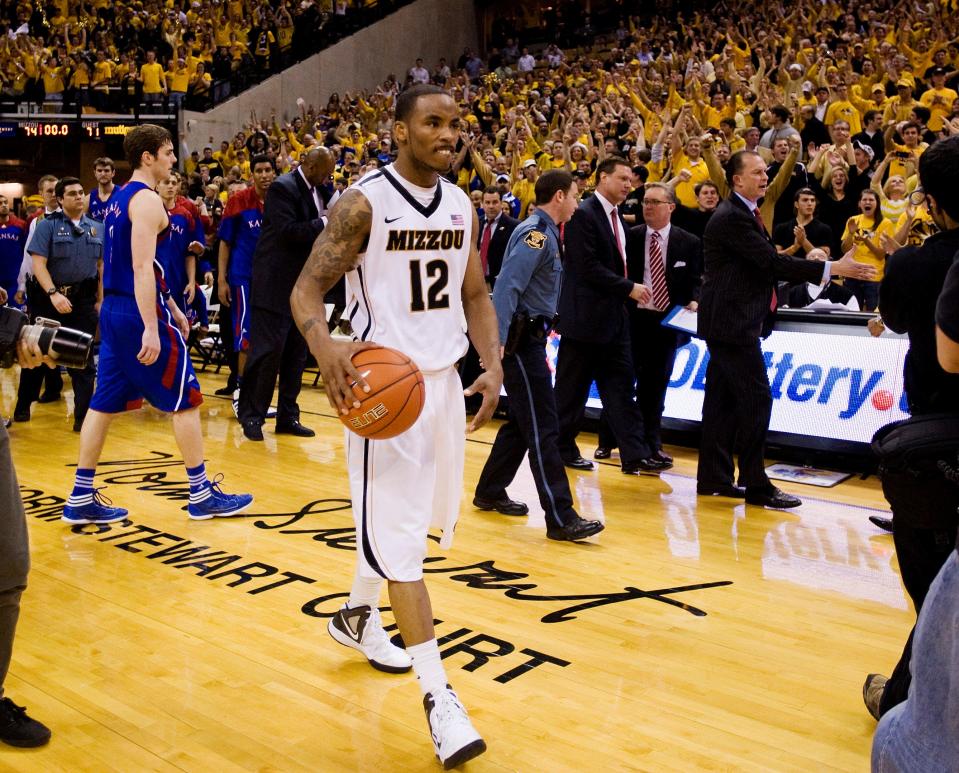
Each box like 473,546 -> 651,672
909,188 -> 925,206
642,199 -> 670,206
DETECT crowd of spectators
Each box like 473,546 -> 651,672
173,0 -> 958,312
0,0 -> 407,112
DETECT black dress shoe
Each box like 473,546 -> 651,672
697,483 -> 747,498
472,495 -> 529,516
275,420 -> 315,437
242,421 -> 264,441
869,515 -> 894,533
214,385 -> 236,396
652,449 -> 673,464
593,446 -> 613,460
622,457 -> 669,474
13,409 -> 29,423
564,456 -> 595,471
37,391 -> 61,404
745,486 -> 802,509
547,516 -> 605,542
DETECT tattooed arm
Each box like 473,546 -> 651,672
292,188 -> 378,414
462,206 -> 503,433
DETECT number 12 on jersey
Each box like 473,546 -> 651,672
409,258 -> 450,312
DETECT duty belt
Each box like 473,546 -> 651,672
53,277 -> 98,298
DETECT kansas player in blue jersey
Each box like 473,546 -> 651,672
62,124 -> 252,525
0,195 -> 26,305
217,156 -> 274,387
156,170 -> 205,315
85,157 -> 117,223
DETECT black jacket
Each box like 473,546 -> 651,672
698,195 -> 826,343
477,213 -> 519,283
250,171 -> 330,314
880,228 -> 959,414
556,194 -> 635,344
625,224 -> 703,308
778,278 -> 855,309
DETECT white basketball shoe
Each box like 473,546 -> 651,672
327,604 -> 412,673
423,686 -> 487,769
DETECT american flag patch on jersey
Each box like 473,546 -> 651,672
450,214 -> 464,226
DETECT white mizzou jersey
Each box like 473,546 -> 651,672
345,164 -> 472,372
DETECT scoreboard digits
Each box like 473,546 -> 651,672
0,119 -> 166,140
21,121 -> 72,138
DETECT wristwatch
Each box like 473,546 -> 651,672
46,286 -> 58,296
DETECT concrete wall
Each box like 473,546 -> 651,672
183,0 -> 478,149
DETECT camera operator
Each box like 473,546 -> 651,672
862,135 -> 959,722
14,175 -> 63,415
18,178 -> 102,431
0,335 -> 54,747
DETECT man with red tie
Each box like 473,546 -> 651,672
477,186 -> 518,287
697,151 -> 876,507
554,157 -> 666,475
595,182 -> 703,467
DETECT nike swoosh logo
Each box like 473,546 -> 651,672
384,216 -> 403,223
344,613 -> 362,639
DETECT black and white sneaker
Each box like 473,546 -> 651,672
231,388 -> 240,418
327,604 -> 412,673
0,697 -> 51,747
424,686 -> 486,770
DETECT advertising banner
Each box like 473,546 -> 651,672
539,328 -> 910,445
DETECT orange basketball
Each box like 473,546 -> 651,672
339,346 -> 425,439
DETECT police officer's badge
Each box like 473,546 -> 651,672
524,230 -> 546,249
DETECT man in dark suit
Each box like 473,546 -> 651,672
477,186 -> 519,286
696,150 -> 875,507
460,186 -> 519,411
554,157 -> 665,475
237,146 -> 335,441
595,182 -> 703,465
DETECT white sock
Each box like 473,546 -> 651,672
347,573 -> 383,610
407,639 -> 447,697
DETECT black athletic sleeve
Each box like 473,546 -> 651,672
935,252 -> 959,343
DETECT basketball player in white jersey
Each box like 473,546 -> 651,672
292,84 -> 502,769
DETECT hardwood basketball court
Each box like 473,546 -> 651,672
0,367 -> 906,771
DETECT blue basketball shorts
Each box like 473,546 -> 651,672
90,295 -> 204,414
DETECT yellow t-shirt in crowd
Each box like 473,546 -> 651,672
92,60 -> 113,89
919,87 -> 958,132
842,214 -> 895,280
894,206 -> 938,246
672,153 -> 711,208
824,100 -> 863,134
42,65 -> 65,94
140,61 -> 165,94
168,66 -> 190,93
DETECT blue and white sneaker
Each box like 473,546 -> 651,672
62,488 -> 129,525
188,475 -> 253,520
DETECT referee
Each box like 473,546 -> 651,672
473,170 -> 604,542
16,178 -> 101,431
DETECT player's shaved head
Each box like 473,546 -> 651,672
301,146 -> 335,187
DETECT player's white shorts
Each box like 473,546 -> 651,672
346,366 -> 466,582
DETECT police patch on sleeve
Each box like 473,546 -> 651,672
524,230 -> 546,250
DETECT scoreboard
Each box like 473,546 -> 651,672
0,115 -> 178,182
0,118 -> 169,140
